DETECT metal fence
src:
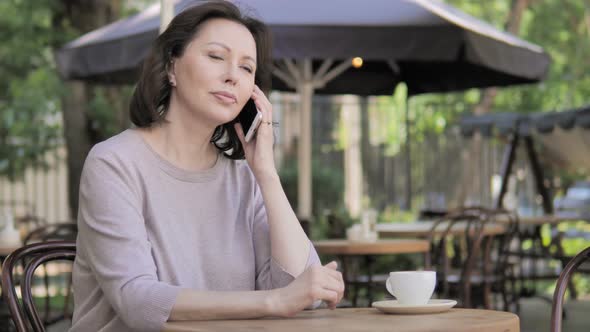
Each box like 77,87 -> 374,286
0,94 -> 543,224
0,146 -> 70,223
273,93 -> 541,215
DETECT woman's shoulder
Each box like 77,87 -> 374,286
83,129 -> 149,180
87,129 -> 143,162
81,130 -> 148,191
223,158 -> 260,191
226,158 -> 256,179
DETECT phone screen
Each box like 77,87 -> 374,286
237,98 -> 258,134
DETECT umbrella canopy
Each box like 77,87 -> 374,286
460,106 -> 590,171
56,0 -> 550,95
55,0 -> 551,219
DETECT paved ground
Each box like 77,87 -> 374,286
519,296 -> 589,332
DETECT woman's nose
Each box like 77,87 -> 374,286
223,64 -> 239,86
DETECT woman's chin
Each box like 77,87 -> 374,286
211,114 -> 238,128
212,110 -> 239,126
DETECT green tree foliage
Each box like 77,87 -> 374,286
0,0 -> 73,180
279,157 -> 345,218
0,0 -> 148,181
450,0 -> 590,114
367,0 -> 590,150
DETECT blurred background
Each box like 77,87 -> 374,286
1,1 -> 590,331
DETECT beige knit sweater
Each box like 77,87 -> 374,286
69,129 -> 320,332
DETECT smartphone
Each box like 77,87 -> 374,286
237,98 -> 262,142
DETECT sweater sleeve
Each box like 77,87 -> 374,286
77,152 -> 181,331
251,182 -> 321,291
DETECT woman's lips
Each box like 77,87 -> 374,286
211,92 -> 237,104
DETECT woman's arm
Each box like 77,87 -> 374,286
81,150 -> 342,330
168,261 -> 343,321
78,153 -> 182,331
256,171 -> 312,276
169,289 -> 273,320
234,86 -> 345,311
237,86 -> 320,277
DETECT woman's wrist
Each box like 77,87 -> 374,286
253,167 -> 280,185
264,288 -> 282,317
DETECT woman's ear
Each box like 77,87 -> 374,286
167,59 -> 177,87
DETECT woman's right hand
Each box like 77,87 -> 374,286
269,261 -> 345,317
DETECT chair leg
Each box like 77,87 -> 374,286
566,271 -> 578,300
43,263 -> 50,324
483,282 -> 492,309
365,256 -> 375,305
63,274 -> 73,319
351,283 -> 358,307
501,281 -> 509,312
553,236 -> 579,301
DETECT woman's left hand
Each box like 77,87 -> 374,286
235,85 -> 277,179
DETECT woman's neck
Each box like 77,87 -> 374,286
142,104 -> 219,172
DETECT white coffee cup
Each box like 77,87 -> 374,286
385,271 -> 436,306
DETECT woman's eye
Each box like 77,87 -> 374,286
209,54 -> 223,60
241,66 -> 253,74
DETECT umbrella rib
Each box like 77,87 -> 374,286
283,59 -> 302,82
316,59 -> 353,88
272,65 -> 297,89
387,60 -> 401,74
313,59 -> 334,82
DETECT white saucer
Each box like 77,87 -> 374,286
372,299 -> 457,314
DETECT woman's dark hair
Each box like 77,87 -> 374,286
129,1 -> 272,159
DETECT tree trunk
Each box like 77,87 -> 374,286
452,0 -> 530,208
55,0 -> 123,218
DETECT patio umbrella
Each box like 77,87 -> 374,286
460,106 -> 590,171
56,0 -> 550,220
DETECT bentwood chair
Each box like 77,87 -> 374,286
22,223 -> 77,327
428,207 -> 520,310
1,241 -> 76,332
551,246 -> 590,332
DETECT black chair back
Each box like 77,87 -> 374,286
551,246 -> 590,332
1,241 -> 76,332
427,207 -> 519,309
23,222 -> 77,244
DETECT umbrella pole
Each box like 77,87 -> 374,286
160,0 -> 174,33
272,58 -> 353,225
297,78 -> 313,222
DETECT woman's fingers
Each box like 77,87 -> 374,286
322,278 -> 344,297
252,85 -> 273,122
251,96 -> 267,118
323,270 -> 343,289
337,271 -> 345,302
322,261 -> 344,283
314,288 -> 339,309
324,261 -> 338,269
253,85 -> 271,109
323,263 -> 344,286
250,98 -> 272,138
316,264 -> 345,308
323,265 -> 341,278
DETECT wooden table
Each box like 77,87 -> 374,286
375,222 -> 506,238
496,214 -> 578,226
163,308 -> 520,332
313,239 -> 429,255
312,239 -> 430,306
0,246 -> 19,258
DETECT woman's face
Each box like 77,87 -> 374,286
169,18 -> 257,127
